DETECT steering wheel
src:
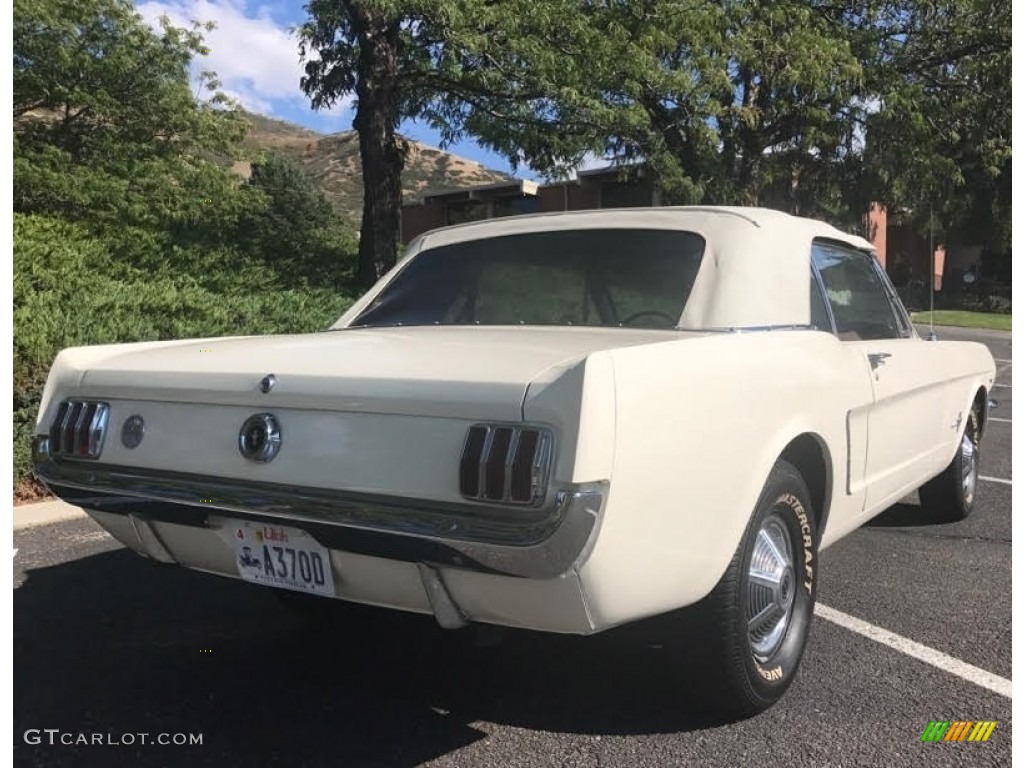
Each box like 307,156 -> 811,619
620,310 -> 677,327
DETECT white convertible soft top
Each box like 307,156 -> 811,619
339,207 -> 877,330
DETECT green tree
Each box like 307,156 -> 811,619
298,0 -> 599,287
246,153 -> 336,247
14,0 -> 247,235
859,0 -> 1011,252
240,152 -> 358,288
299,0 -> 877,269
299,0 -> 1008,261
12,0 -> 360,495
459,1 -> 867,221
299,0 -> 408,288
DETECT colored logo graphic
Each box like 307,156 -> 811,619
920,721 -> 997,742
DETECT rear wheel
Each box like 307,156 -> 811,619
671,460 -> 818,720
919,407 -> 980,522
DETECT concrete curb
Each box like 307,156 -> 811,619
13,499 -> 87,530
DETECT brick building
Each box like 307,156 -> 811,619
400,166 -> 662,243
402,166 -> 897,270
400,170 -> 1002,311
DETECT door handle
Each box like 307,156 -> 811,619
867,352 -> 892,370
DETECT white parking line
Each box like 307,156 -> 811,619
979,475 -> 1011,485
995,359 -> 1012,363
990,417 -> 1012,423
992,383 -> 1011,388
815,603 -> 1012,699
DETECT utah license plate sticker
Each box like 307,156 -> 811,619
226,520 -> 336,597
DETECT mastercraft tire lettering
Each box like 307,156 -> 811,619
670,459 -> 818,719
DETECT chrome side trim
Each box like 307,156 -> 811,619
844,410 -> 853,496
33,439 -> 607,579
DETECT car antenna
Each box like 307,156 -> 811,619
928,202 -> 936,340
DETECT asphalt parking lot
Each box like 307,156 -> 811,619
14,327 -> 1012,767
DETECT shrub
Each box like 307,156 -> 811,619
957,293 -> 1012,314
14,213 -> 355,493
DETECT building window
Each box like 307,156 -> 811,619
444,200 -> 490,226
493,196 -> 539,217
600,181 -> 653,208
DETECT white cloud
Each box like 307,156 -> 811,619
135,0 -> 352,119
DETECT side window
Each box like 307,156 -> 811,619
812,242 -> 903,341
810,273 -> 833,331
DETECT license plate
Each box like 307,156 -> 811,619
226,520 -> 336,597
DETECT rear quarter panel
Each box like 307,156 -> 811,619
575,331 -> 873,628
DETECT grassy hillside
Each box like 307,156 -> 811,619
240,112 -> 514,221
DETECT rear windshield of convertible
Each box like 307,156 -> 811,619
350,228 -> 706,329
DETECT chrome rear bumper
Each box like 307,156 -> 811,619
33,436 -> 606,579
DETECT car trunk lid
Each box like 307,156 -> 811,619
78,326 -> 709,420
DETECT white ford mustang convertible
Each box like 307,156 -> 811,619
33,207 -> 995,717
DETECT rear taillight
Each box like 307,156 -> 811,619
49,399 -> 110,459
459,425 -> 553,505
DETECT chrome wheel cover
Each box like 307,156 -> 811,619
961,429 -> 978,503
747,515 -> 796,661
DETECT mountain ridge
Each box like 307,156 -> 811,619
239,111 -> 516,221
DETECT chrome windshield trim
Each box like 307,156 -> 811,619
811,259 -> 838,334
33,439 -> 606,579
708,324 -> 819,333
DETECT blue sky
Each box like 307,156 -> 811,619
134,0 -> 537,178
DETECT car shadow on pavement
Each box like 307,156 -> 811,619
15,550 -> 719,767
864,501 -> 930,528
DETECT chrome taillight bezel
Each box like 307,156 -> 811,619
459,424 -> 554,506
48,399 -> 111,460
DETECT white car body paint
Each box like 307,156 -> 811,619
33,207 -> 997,634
